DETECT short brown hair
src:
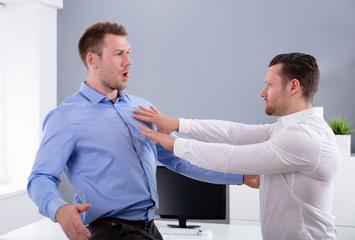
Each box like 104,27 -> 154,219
78,21 -> 128,68
269,52 -> 320,102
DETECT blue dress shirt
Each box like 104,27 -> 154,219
27,82 -> 243,225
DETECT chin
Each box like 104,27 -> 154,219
265,107 -> 275,116
115,83 -> 127,91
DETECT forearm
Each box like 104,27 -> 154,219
157,143 -> 243,185
27,110 -> 75,221
173,127 -> 320,175
179,118 -> 272,145
27,176 -> 68,221
163,149 -> 259,187
176,163 -> 244,185
173,138 -> 278,175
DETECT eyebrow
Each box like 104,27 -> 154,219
113,48 -> 131,52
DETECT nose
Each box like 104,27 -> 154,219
260,85 -> 267,98
122,53 -> 132,67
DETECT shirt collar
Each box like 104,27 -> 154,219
79,82 -> 130,104
278,107 -> 324,127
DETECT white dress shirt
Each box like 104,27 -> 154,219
174,107 -> 338,240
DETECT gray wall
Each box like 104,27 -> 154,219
58,1 -> 355,150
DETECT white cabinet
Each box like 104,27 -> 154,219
229,155 -> 355,227
230,185 -> 259,223
332,155 -> 355,227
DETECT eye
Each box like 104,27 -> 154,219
115,53 -> 122,56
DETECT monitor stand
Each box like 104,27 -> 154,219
167,219 -> 200,229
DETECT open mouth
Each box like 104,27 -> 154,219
121,71 -> 130,80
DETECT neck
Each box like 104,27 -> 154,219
86,77 -> 119,103
281,100 -> 313,117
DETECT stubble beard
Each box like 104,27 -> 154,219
265,105 -> 275,116
101,74 -> 127,92
264,98 -> 285,116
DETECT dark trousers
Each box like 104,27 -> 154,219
88,222 -> 163,240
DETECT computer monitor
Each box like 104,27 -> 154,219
155,166 -> 227,228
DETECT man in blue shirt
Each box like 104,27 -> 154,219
27,21 -> 255,240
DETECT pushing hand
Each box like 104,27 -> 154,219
138,124 -> 176,151
134,105 -> 179,135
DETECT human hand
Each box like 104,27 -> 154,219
55,204 -> 92,240
243,175 -> 260,189
138,124 -> 176,151
134,105 -> 179,135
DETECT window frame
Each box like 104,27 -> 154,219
0,3 -> 7,184
0,1 -> 60,192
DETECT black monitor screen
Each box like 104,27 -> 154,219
155,166 -> 226,228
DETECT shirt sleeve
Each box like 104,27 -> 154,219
174,125 -> 320,175
27,110 -> 76,222
179,118 -> 272,145
157,137 -> 244,185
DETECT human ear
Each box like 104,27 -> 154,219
289,79 -> 300,94
86,52 -> 98,68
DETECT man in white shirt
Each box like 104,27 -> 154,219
134,52 -> 339,240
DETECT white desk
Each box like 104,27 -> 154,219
1,218 -> 355,239
0,218 -> 262,240
156,221 -> 262,240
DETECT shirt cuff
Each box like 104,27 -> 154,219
46,198 -> 68,222
178,118 -> 191,135
230,173 -> 244,185
174,137 -> 191,160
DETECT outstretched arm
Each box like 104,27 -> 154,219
140,124 -> 260,188
157,143 -> 244,185
135,106 -> 271,145
157,139 -> 259,188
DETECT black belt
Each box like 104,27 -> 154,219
90,217 -> 154,230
